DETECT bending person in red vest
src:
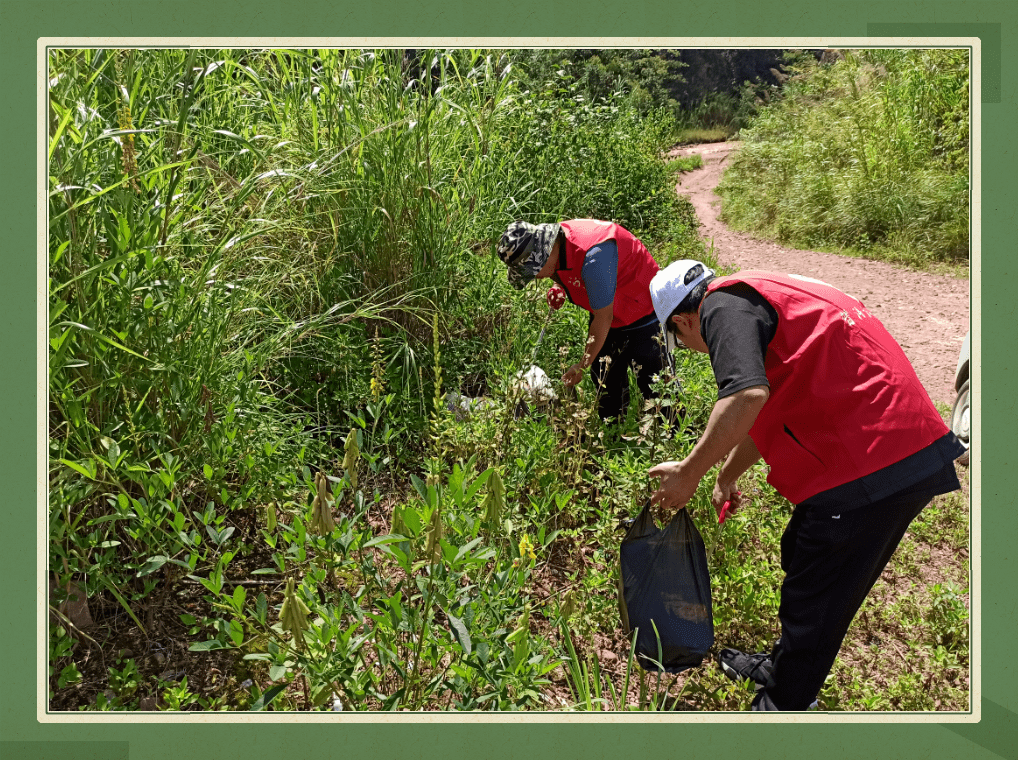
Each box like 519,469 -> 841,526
497,219 -> 667,422
646,260 -> 966,711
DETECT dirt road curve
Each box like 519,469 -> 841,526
669,141 -> 970,405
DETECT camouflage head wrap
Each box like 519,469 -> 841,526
496,221 -> 561,290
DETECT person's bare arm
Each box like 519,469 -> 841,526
649,385 -> 769,510
562,302 -> 614,387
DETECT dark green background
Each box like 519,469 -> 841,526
3,1 -> 1014,758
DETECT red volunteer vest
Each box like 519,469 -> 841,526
556,220 -> 659,328
705,271 -> 949,504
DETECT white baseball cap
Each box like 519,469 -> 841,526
650,259 -> 715,329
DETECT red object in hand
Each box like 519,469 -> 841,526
718,491 -> 742,525
547,285 -> 566,310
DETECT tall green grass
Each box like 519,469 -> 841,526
716,49 -> 969,267
48,47 -> 707,711
48,48 -> 434,640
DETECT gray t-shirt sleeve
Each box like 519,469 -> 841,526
580,240 -> 618,310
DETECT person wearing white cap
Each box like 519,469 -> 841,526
646,260 -> 966,711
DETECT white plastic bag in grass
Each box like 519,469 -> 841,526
514,365 -> 557,403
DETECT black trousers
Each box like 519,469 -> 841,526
588,319 -> 667,422
752,463 -> 961,711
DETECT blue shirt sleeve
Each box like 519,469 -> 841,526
581,240 -> 618,311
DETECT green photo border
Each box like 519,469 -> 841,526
5,1 -> 1015,757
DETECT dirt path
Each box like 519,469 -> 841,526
669,141 -> 970,405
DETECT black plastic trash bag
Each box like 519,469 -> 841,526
617,502 -> 714,673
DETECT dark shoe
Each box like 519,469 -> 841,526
718,648 -> 773,686
751,690 -> 820,711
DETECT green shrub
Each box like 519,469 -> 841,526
512,50 -> 685,115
